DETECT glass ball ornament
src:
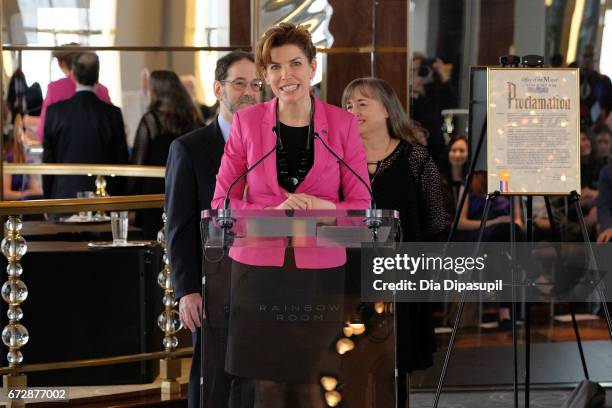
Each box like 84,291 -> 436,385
163,336 -> 179,349
95,176 -> 107,190
5,217 -> 22,232
2,323 -> 29,347
1,280 -> 28,304
7,350 -> 23,364
157,310 -> 182,334
6,263 -> 23,277
1,236 -> 27,259
162,293 -> 176,307
7,306 -> 23,321
157,271 -> 171,289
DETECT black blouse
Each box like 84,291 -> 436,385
276,122 -> 314,192
370,139 -> 447,241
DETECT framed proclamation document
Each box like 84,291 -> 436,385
486,68 -> 580,195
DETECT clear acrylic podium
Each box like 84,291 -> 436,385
201,209 -> 400,407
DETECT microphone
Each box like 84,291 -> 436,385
313,133 -> 382,229
218,127 -> 281,229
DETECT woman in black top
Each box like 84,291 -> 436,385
130,70 -> 203,238
343,77 -> 447,407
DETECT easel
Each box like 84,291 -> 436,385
433,55 -> 612,408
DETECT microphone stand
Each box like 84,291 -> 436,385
217,127 -> 282,233
313,133 -> 381,231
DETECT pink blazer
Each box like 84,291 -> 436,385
37,76 -> 112,141
211,96 -> 371,268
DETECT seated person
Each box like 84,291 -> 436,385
457,171 -> 523,242
3,124 -> 43,200
592,124 -> 611,166
440,134 -> 468,226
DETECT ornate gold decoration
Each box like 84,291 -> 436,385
157,213 -> 182,396
1,216 -> 30,405
1,217 -> 29,369
324,390 -> 342,407
335,337 -> 355,355
320,376 -> 338,391
95,176 -> 108,197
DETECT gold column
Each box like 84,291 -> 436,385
156,213 -> 182,396
1,216 -> 29,407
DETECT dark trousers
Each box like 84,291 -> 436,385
188,258 -> 234,408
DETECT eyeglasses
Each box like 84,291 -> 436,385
221,78 -> 264,92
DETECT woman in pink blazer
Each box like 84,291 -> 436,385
211,33 -> 370,270
210,23 -> 370,406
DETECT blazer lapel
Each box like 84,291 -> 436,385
295,97 -> 329,193
261,99 -> 282,195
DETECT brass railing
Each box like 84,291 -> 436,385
3,44 -> 407,54
3,163 -> 166,178
0,348 -> 192,375
0,164 -> 186,406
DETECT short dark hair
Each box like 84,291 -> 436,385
72,52 -> 100,86
215,50 -> 255,81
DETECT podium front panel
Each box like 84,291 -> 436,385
201,209 -> 399,406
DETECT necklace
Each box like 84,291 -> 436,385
367,137 -> 393,164
275,96 -> 315,192
368,138 -> 400,184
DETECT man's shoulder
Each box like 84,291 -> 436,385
176,120 -> 220,147
84,93 -> 122,115
45,96 -> 73,115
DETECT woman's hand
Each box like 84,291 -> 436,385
269,193 -> 312,210
268,193 -> 336,210
306,195 -> 336,210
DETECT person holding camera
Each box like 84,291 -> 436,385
411,53 -> 456,167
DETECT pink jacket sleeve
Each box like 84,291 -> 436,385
96,83 -> 112,104
334,115 -> 372,210
211,113 -> 267,210
36,83 -> 56,141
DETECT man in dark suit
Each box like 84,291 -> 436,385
42,52 -> 128,199
165,51 -> 261,408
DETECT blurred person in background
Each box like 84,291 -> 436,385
129,70 -> 204,239
579,44 -> 612,128
37,43 -> 112,142
181,74 -> 218,125
592,124 -> 612,165
440,134 -> 469,224
411,53 -> 457,167
42,52 -> 128,200
3,119 -> 43,200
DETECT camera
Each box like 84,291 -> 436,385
417,58 -> 436,77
